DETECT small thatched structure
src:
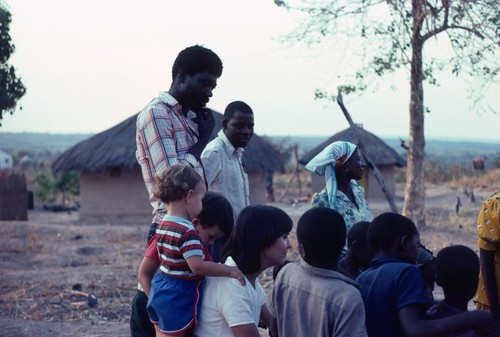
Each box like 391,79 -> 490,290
299,125 -> 406,201
53,112 -> 284,219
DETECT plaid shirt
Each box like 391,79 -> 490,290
136,91 -> 203,223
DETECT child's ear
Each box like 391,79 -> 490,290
192,218 -> 201,228
400,235 -> 410,250
185,189 -> 194,202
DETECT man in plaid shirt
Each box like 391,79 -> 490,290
136,45 -> 223,227
131,46 -> 223,337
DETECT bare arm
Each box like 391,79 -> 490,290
231,323 -> 262,337
480,248 -> 500,321
137,256 -> 159,297
186,255 -> 245,285
259,304 -> 273,329
399,305 -> 500,337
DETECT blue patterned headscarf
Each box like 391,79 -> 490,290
304,141 -> 357,209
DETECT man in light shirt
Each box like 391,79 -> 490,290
201,100 -> 254,261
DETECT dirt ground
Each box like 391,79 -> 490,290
0,183 -> 496,337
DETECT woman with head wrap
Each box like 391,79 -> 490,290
305,141 -> 373,251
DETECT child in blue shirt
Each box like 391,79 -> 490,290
357,212 -> 499,337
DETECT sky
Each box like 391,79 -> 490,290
2,0 -> 499,142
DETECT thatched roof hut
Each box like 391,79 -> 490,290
53,112 -> 284,219
53,112 -> 283,173
299,125 -> 406,201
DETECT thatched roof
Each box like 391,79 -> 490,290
299,126 -> 406,167
52,112 -> 284,173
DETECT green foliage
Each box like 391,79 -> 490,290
274,0 -> 499,111
33,172 -> 56,204
54,172 -> 79,205
33,171 -> 79,205
0,7 -> 26,126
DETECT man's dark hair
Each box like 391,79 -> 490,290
436,245 -> 479,296
197,192 -> 234,236
297,208 -> 346,268
222,205 -> 292,275
368,212 -> 418,253
172,45 -> 223,81
347,221 -> 370,248
224,101 -> 253,120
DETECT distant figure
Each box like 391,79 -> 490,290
456,195 -> 462,215
469,189 -> 476,203
305,141 -> 372,252
464,184 -> 470,198
266,170 -> 275,202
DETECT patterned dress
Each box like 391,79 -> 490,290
474,192 -> 500,309
312,180 -> 373,250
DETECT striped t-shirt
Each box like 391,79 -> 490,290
156,215 -> 204,280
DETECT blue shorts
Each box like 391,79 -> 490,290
147,273 -> 204,335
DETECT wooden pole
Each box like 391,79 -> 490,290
278,145 -> 301,202
336,92 -> 399,213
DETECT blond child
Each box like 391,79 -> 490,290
146,164 -> 244,337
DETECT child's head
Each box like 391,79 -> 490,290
435,245 -> 479,301
153,164 -> 205,218
368,212 -> 419,264
417,244 -> 436,291
223,205 -> 293,275
193,191 -> 234,246
347,221 -> 374,270
297,208 -> 346,269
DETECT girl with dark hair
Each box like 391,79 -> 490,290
194,205 -> 293,337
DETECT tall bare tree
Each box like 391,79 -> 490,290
0,4 -> 26,126
274,0 -> 499,227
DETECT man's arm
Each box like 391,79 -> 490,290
231,323 -> 262,337
188,108 -> 215,162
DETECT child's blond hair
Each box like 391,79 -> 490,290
153,164 -> 203,203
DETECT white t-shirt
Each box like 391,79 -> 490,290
194,257 -> 265,337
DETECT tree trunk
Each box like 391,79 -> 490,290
403,1 -> 426,228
